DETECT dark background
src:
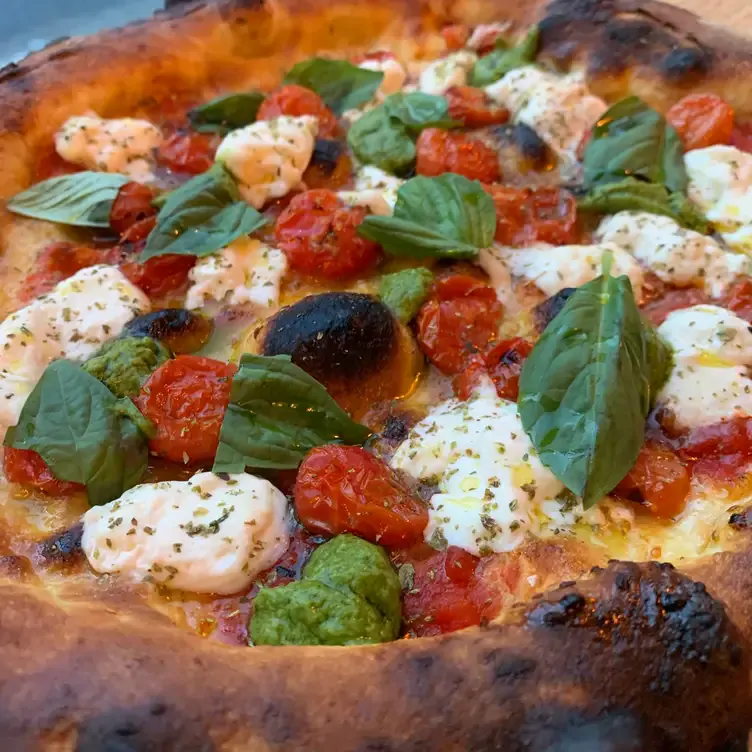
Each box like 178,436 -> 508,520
1,0 -> 162,65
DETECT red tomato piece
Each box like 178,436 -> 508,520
119,250 -> 196,300
453,338 -> 533,401
639,287 -> 712,326
274,189 -> 382,279
294,445 -> 429,548
731,121 -> 752,153
676,415 -> 752,482
452,353 -> 487,401
721,277 -> 752,322
417,274 -> 503,375
416,128 -> 501,183
134,356 -> 237,464
445,86 -> 509,128
109,182 -> 157,238
666,93 -> 734,151
468,552 -> 521,621
4,447 -> 84,497
614,443 -> 691,519
257,85 -> 339,139
441,24 -> 470,51
20,242 -> 105,302
156,132 -> 217,175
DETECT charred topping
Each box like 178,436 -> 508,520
124,308 -> 213,354
533,288 -> 577,332
310,139 -> 344,175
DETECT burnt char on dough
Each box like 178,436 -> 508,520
0,561 -> 747,751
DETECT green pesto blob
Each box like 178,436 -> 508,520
378,267 -> 434,324
83,337 -> 170,398
250,534 -> 402,646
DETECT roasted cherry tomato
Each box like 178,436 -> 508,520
295,445 -> 429,548
417,274 -> 503,375
274,189 -> 382,279
484,185 -> 578,246
441,24 -> 470,51
453,337 -> 533,401
118,247 -> 196,301
156,131 -> 217,175
666,93 -> 734,151
639,287 -> 711,326
109,182 -> 157,238
416,129 -> 501,183
4,448 -> 84,497
20,242 -> 105,302
134,356 -> 237,464
614,443 -> 691,519
445,86 -> 509,128
731,121 -> 752,153
721,277 -> 752,322
678,417 -> 752,482
257,85 -> 339,138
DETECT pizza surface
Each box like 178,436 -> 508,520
2,0 -> 752,749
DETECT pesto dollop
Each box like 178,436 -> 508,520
83,336 -> 170,398
379,267 -> 433,324
250,534 -> 402,646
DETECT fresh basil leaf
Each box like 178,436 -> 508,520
469,26 -> 540,87
4,360 -> 148,506
189,92 -> 265,134
213,354 -> 371,474
384,93 -> 458,132
284,57 -> 383,114
583,97 -> 687,194
578,178 -> 711,233
6,172 -> 129,228
379,267 -> 434,322
358,174 -> 496,259
141,164 -> 268,261
518,272 -> 672,508
347,107 -> 416,175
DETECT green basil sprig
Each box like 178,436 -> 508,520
379,267 -> 434,323
284,57 -> 384,114
213,354 -> 371,474
6,172 -> 129,228
141,164 -> 267,261
189,92 -> 266,135
469,26 -> 540,87
358,174 -> 496,259
348,93 -> 457,175
4,360 -> 150,506
518,270 -> 672,509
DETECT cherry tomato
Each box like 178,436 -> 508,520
468,552 -> 521,621
109,182 -> 157,238
134,356 -> 237,464
257,85 -> 339,138
676,416 -> 752,482
274,189 -> 382,279
441,24 -> 469,51
119,248 -> 196,301
4,448 -> 84,497
294,445 -> 429,548
20,242 -> 105,302
156,131 -> 217,175
721,277 -> 752,322
34,147 -> 80,181
416,129 -> 501,183
639,287 -> 711,326
484,185 -> 578,246
453,338 -> 533,401
445,86 -> 509,128
730,121 -> 752,153
614,443 -> 691,519
452,354 -> 487,401
666,94 -> 734,151
416,274 -> 503,375
467,26 -> 505,55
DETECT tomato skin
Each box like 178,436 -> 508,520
445,86 -> 509,128
257,85 -> 339,138
20,242 -> 105,302
666,94 -> 734,151
675,417 -> 752,481
109,183 -> 157,238
453,338 -> 533,401
119,252 -> 196,300
4,448 -> 84,497
156,132 -> 217,175
639,286 -> 711,326
614,443 -> 691,519
294,445 -> 429,548
441,24 -> 470,51
274,189 -> 382,279
417,275 -> 503,375
134,356 -> 237,464
731,122 -> 752,153
416,129 -> 501,183
721,277 -> 752,322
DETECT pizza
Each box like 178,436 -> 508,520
3,0 -> 752,747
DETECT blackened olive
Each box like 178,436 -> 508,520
534,288 -> 577,332
310,139 -> 344,175
124,308 -> 213,354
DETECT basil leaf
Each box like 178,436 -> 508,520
347,107 -> 416,175
6,172 -> 129,228
141,164 -> 268,261
4,360 -> 148,506
379,267 -> 434,323
384,93 -> 458,132
284,57 -> 383,114
578,178 -> 711,233
583,97 -> 687,193
469,26 -> 540,87
358,174 -> 496,259
213,354 -> 371,474
518,272 -> 671,508
189,92 -> 265,134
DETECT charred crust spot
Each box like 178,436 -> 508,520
660,46 -> 711,82
511,123 -> 552,169
124,308 -> 213,354
263,293 -> 397,383
311,138 -> 344,174
38,522 -> 84,569
729,507 -> 752,530
534,288 -> 576,332
483,650 -> 538,681
528,592 -> 587,626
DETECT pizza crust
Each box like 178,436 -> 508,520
2,0 -> 752,746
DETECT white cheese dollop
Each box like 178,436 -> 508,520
0,265 -> 150,440
215,116 -> 318,209
185,238 -> 287,313
338,166 -> 405,216
595,211 -> 751,297
82,472 -> 291,594
419,51 -> 477,95
466,23 -> 510,51
360,56 -> 408,100
55,114 -> 163,182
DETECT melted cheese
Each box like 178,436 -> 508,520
418,51 -> 477,95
